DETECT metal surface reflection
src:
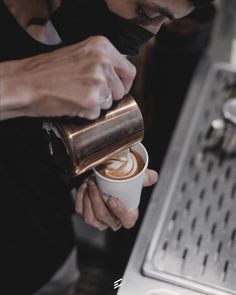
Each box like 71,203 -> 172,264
43,95 -> 144,176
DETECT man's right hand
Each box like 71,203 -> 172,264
0,36 -> 136,121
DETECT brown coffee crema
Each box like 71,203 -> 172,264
96,149 -> 144,180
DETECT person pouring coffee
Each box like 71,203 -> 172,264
0,0 -> 213,294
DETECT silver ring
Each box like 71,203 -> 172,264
100,93 -> 112,103
100,93 -> 113,110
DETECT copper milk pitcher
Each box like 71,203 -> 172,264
43,95 -> 144,177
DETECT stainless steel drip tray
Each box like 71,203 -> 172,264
143,63 -> 236,295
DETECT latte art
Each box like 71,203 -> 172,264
97,148 -> 144,180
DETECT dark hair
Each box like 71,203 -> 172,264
189,0 -> 214,7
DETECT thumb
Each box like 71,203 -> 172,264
143,169 -> 158,187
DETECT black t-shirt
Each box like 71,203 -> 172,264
0,1 -> 76,293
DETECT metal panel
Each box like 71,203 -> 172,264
143,63 -> 236,295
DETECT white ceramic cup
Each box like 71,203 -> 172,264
93,143 -> 149,211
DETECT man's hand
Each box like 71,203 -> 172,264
75,169 -> 158,231
0,36 -> 136,121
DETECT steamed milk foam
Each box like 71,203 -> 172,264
97,148 -> 144,180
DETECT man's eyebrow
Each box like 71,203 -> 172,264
147,4 -> 175,20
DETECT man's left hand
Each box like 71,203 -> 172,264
75,169 -> 158,231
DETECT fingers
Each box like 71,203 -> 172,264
78,107 -> 101,120
75,181 -> 87,216
104,42 -> 136,95
104,65 -> 125,101
75,180 -> 108,231
75,178 -> 121,231
100,94 -> 113,110
83,193 -> 108,231
143,169 -> 158,187
75,172 -> 143,231
75,169 -> 157,231
115,58 -> 137,97
72,37 -> 136,120
107,196 -> 139,229
87,178 -> 121,231
21,36 -> 136,119
86,37 -> 136,102
92,42 -> 136,107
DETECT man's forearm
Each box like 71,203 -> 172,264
0,61 -> 31,121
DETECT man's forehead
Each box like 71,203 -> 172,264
139,0 -> 193,19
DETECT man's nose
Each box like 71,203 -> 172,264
143,22 -> 163,34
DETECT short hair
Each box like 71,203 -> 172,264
189,0 -> 214,7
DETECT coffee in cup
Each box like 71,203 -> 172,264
94,143 -> 148,211
96,148 -> 144,180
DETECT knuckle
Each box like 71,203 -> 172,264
87,36 -> 111,55
84,36 -> 102,46
90,75 -> 106,88
100,60 -> 112,72
90,53 -> 111,72
93,36 -> 110,48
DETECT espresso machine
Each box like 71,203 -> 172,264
117,1 -> 236,294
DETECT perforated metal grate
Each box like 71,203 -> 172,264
143,64 -> 236,295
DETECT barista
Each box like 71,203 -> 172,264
0,0 -> 212,294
